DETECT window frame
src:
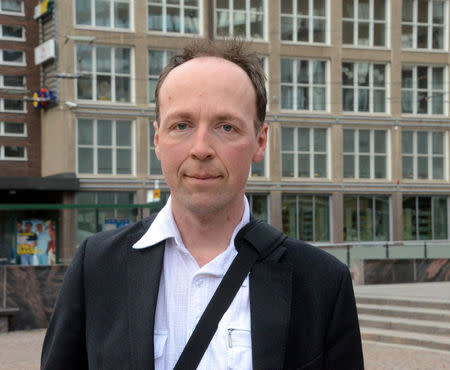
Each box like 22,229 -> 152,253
147,0 -> 202,36
0,49 -> 26,66
74,0 -> 133,31
281,126 -> 329,179
401,130 -> 447,180
342,62 -> 390,114
76,118 -> 136,176
0,0 -> 24,16
0,74 -> 26,89
75,44 -> 135,104
343,194 -> 391,242
148,48 -> 176,105
280,57 -> 329,112
0,97 -> 26,112
401,64 -> 447,116
0,121 -> 26,136
215,0 -> 266,41
343,128 -> 390,180
342,0 -> 390,48
401,0 -> 448,51
247,193 -> 270,223
0,24 -> 25,41
0,145 -> 27,160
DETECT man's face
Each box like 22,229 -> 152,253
36,224 -> 43,233
25,223 -> 32,232
155,56 -> 267,217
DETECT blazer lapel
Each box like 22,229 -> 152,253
250,253 -> 293,370
127,241 -> 165,370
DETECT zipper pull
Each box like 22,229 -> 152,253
228,328 -> 234,348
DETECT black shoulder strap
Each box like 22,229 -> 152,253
173,219 -> 287,370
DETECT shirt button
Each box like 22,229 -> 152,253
195,279 -> 203,287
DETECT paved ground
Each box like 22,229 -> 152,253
0,329 -> 449,369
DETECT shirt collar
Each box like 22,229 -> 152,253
132,195 -> 250,250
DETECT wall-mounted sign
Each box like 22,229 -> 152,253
35,39 -> 56,65
32,88 -> 56,109
34,0 -> 53,20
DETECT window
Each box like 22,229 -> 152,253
342,0 -> 387,47
280,58 -> 327,111
0,145 -> 26,160
402,65 -> 446,115
344,195 -> 390,241
343,129 -> 388,179
342,62 -> 387,113
75,0 -> 131,29
0,25 -> 24,40
148,0 -> 200,34
403,196 -> 447,240
402,131 -> 445,180
149,122 -> 162,175
247,194 -> 269,222
0,0 -> 23,15
77,119 -> 134,175
0,121 -> 25,136
77,191 -> 137,243
0,75 -> 25,89
0,98 -> 25,112
148,49 -> 176,104
281,127 -> 328,178
402,0 -> 446,50
280,0 -> 327,43
216,0 -> 265,39
76,44 -> 133,103
0,49 -> 25,66
282,194 -> 330,242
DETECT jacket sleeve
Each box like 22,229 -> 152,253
324,267 -> 364,370
41,239 -> 88,370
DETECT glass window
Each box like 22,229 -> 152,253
148,49 -> 176,104
344,195 -> 390,241
247,193 -> 269,222
77,119 -> 134,175
402,0 -> 446,50
0,122 -> 25,136
0,75 -> 25,88
280,0 -> 327,43
76,191 -> 137,244
342,62 -> 387,113
280,58 -> 327,111
403,196 -> 447,240
0,24 -> 24,40
149,121 -> 162,175
1,98 -> 24,112
342,0 -> 387,47
148,0 -> 199,34
282,194 -> 330,242
0,0 -> 23,14
343,129 -> 388,179
0,145 -> 26,160
76,44 -> 133,103
0,49 -> 25,65
281,127 -> 328,178
401,65 -> 446,115
216,0 -> 265,39
402,130 -> 445,180
75,0 -> 131,29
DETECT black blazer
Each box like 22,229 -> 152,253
41,217 -> 364,370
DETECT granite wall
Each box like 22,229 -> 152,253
353,258 -> 450,285
0,265 -> 68,330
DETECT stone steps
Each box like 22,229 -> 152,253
356,295 -> 450,352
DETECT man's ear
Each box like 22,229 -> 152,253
252,123 -> 268,163
153,121 -> 161,159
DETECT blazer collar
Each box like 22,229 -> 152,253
250,246 -> 293,370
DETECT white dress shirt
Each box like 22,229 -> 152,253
132,196 -> 252,370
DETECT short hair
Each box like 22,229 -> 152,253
154,39 -> 267,132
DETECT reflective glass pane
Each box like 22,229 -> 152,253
282,153 -> 294,177
282,127 -> 294,150
417,132 -> 428,154
3,50 -> 23,63
148,5 -> 163,30
401,90 -> 412,113
343,0 -> 354,18
298,128 -> 309,151
1,0 -> 22,12
281,59 -> 293,82
358,89 -> 369,112
342,63 -> 353,85
359,196 -> 373,241
298,197 -> 313,241
114,2 -> 130,28
417,26 -> 428,48
402,0 -> 413,21
342,21 -> 354,44
374,0 -> 385,20
4,145 -> 24,157
315,196 -> 329,241
402,67 -> 413,88
97,75 -> 111,101
313,87 -> 325,110
402,156 -> 413,178
77,75 -> 93,100
148,50 -> 164,75
78,119 -> 93,145
96,47 -> 111,73
313,61 -> 325,84
167,7 -> 180,32
418,0 -> 428,22
358,0 -> 369,19
235,0 -> 245,10
298,60 -> 309,83
402,25 -> 413,48
432,93 -> 443,114
281,86 -> 293,109
185,8 -> 199,34
3,75 -> 23,87
216,10 -> 230,36
314,0 -> 325,16
233,11 -> 246,36
432,27 -> 444,49
98,148 -> 113,174
343,196 -> 358,241
417,156 -> 428,178
433,1 -> 444,23
78,148 -> 93,173
374,90 -> 385,112
95,0 -> 110,27
4,122 -> 24,134
374,156 -> 386,178
343,154 -> 355,178
150,149 -> 162,174
314,154 -> 326,177
281,0 -> 292,13
314,128 -> 326,151
297,87 -> 309,109
249,194 -> 268,223
433,197 -> 447,239
418,197 -> 432,240
358,64 -> 369,86
116,121 -> 131,146
281,16 -> 294,40
116,76 -> 130,102
432,132 -> 443,154
432,68 -> 443,90
343,129 -> 355,152
432,157 -> 443,179
251,159 -> 265,177
297,18 -> 308,41
374,23 -> 385,46
313,19 -> 325,42
358,22 -> 369,45
298,153 -> 310,177
374,130 -> 386,153
282,195 -> 297,238
117,149 -> 132,174
375,196 -> 389,240
115,48 -> 130,74
2,25 -> 22,38
76,44 -> 92,72
250,13 -> 264,38
403,196 -> 417,240
342,88 -> 354,111
418,91 -> 428,114
97,120 -> 112,146
359,155 -> 370,178
297,0 -> 308,15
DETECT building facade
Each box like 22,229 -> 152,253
28,0 -> 450,260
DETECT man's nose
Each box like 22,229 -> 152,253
190,126 -> 215,160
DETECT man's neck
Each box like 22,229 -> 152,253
171,198 -> 245,267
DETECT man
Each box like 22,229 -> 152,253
42,40 -> 363,369
18,221 -> 37,266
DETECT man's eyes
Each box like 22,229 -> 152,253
221,124 -> 233,132
175,122 -> 188,130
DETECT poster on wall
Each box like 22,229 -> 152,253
15,220 -> 57,266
